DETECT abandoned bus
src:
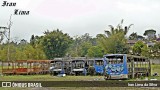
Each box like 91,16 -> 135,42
104,54 -> 151,79
50,59 -> 65,75
93,58 -> 105,75
71,59 -> 87,75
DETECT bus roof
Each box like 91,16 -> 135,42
104,54 -> 126,57
71,60 -> 85,62
104,54 -> 148,59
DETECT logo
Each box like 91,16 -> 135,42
2,82 -> 11,87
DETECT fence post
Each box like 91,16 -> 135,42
131,57 -> 134,79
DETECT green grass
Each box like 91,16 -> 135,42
2,75 -> 152,90
0,64 -> 160,90
0,64 -> 160,81
0,67 -> 1,74
151,64 -> 160,75
149,64 -> 160,80
0,75 -> 105,81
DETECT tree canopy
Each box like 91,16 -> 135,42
1,19 -> 160,61
132,41 -> 148,56
98,20 -> 132,54
42,29 -> 73,59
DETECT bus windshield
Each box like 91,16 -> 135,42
72,60 -> 85,69
105,55 -> 123,64
54,62 -> 62,69
50,61 -> 62,69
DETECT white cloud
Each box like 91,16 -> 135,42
0,0 -> 160,41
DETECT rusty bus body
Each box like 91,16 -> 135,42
2,60 -> 50,75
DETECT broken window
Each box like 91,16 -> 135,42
105,55 -> 124,64
95,60 -> 104,65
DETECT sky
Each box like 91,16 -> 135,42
0,0 -> 160,42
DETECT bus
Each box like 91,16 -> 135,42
104,54 -> 151,79
71,59 -> 87,75
93,58 -> 105,75
50,60 -> 65,75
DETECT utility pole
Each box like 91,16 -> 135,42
0,14 -> 12,61
7,15 -> 12,61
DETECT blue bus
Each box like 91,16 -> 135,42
93,58 -> 106,75
104,54 -> 128,79
103,54 -> 151,79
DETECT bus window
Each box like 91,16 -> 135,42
95,60 -> 103,65
106,55 -> 123,64
109,61 -> 111,64
72,61 -> 84,69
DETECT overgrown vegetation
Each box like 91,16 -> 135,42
0,20 -> 160,61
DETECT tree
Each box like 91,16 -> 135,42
105,19 -> 133,37
67,35 -> 83,57
30,34 -> 35,47
80,42 -> 92,57
16,43 -> 46,60
0,44 -> 8,61
67,33 -> 96,57
98,32 -> 128,54
42,29 -> 72,59
132,41 -> 148,56
30,35 -> 43,48
29,35 -> 46,59
150,42 -> 160,58
0,34 -> 47,61
87,46 -> 103,57
141,44 -> 149,57
97,20 -> 132,54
